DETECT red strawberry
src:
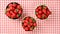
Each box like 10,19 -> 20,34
47,10 -> 51,16
15,14 -> 19,18
30,23 -> 33,26
28,25 -> 31,28
6,12 -> 11,17
24,23 -> 27,26
11,15 -> 14,18
13,4 -> 17,8
9,7 -> 15,11
25,27 -> 29,31
10,11 -> 14,14
42,9 -> 47,14
24,20 -> 28,23
9,4 -> 13,7
44,15 -> 48,19
38,6 -> 42,10
17,5 -> 21,9
38,11 -> 42,14
18,10 -> 22,14
35,9 -> 39,12
14,9 -> 18,14
11,13 -> 16,18
10,11 -> 16,18
26,17 -> 30,20
37,14 -> 42,19
41,14 -> 45,19
29,19 -> 33,23
33,23 -> 37,26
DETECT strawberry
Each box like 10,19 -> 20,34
24,20 -> 28,23
24,23 -> 27,26
13,3 -> 17,8
25,27 -> 29,31
35,8 -> 39,12
33,23 -> 37,26
9,3 -> 13,7
41,14 -> 45,19
17,5 -> 21,9
28,25 -> 31,28
38,11 -> 42,14
11,15 -> 14,18
37,14 -> 42,19
30,23 -> 33,26
9,11 -> 16,18
44,15 -> 48,19
29,19 -> 33,23
15,14 -> 19,18
42,9 -> 47,14
47,10 -> 51,16
38,6 -> 42,10
6,12 -> 11,17
18,10 -> 22,14
26,17 -> 30,20
11,13 -> 16,18
14,9 -> 18,14
9,7 -> 15,11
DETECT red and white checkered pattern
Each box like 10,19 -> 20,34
0,0 -> 60,34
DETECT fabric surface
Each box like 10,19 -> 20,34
0,0 -> 60,34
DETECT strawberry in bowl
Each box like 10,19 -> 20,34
35,5 -> 51,20
22,16 -> 37,31
5,2 -> 23,19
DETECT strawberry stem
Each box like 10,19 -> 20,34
18,14 -> 21,17
16,9 -> 18,12
28,22 -> 30,24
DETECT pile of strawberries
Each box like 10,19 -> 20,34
22,16 -> 37,31
35,5 -> 51,19
5,2 -> 23,19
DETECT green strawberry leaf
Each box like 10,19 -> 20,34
18,14 -> 21,17
16,9 -> 19,12
28,22 -> 30,24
